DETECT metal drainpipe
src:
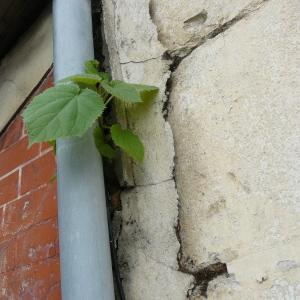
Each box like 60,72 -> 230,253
53,0 -> 115,299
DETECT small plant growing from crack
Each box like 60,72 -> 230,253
22,59 -> 158,162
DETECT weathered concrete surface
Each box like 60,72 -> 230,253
118,182 -> 193,300
150,0 -> 271,54
169,0 -> 300,298
102,1 -> 193,299
102,0 -> 300,298
0,10 -> 52,133
118,60 -> 174,186
150,0 -> 251,50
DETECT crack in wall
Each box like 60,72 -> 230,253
100,0 -> 273,298
156,0 -> 271,297
120,55 -> 162,65
173,170 -> 228,298
185,262 -> 228,298
135,178 -> 173,187
162,0 -> 271,121
166,0 -> 271,62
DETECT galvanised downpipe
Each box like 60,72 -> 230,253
53,0 -> 115,299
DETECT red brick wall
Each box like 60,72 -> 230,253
0,70 -> 61,299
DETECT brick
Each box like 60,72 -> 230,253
0,219 -> 58,273
16,219 -> 58,267
0,206 -> 3,223
0,69 -> 60,298
0,116 -> 23,152
0,70 -> 60,297
0,257 -> 60,300
0,137 -> 39,178
0,238 -> 17,273
34,182 -> 57,223
46,283 -> 61,300
21,152 -> 56,195
40,141 -> 54,152
0,184 -> 57,243
0,171 -> 18,206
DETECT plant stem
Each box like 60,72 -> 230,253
98,87 -> 109,99
102,124 -> 111,129
105,95 -> 114,105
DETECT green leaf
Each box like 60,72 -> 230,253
58,74 -> 102,86
110,124 -> 144,162
98,72 -> 111,82
84,60 -> 111,81
85,60 -> 100,74
93,126 -> 116,159
130,83 -> 159,102
101,80 -> 158,103
23,84 -> 105,144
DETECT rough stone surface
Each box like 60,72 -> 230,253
169,0 -> 300,298
119,181 -> 179,269
102,1 -> 193,299
150,0 -> 266,50
119,60 -> 174,186
101,0 -> 300,298
0,10 -> 52,132
150,0 -> 254,50
119,182 -> 193,299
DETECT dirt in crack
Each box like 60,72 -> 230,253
162,52 -> 182,120
175,212 -> 228,298
187,262 -> 228,298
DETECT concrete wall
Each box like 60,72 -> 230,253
102,0 -> 300,299
0,10 -> 52,133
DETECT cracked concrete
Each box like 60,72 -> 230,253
168,0 -> 300,298
150,0 -> 270,53
100,0 -> 300,298
102,1 -> 193,298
